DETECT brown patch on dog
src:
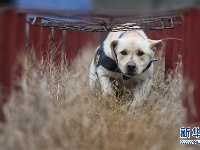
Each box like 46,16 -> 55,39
148,40 -> 163,51
110,40 -> 118,63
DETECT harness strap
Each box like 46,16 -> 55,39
142,58 -> 157,73
119,31 -> 127,38
94,44 -> 121,73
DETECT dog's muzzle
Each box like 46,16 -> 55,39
126,61 -> 137,75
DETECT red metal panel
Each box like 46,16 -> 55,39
28,17 -> 42,60
146,30 -> 165,40
92,32 -> 101,46
64,30 -> 78,61
148,29 -> 173,77
0,10 -> 17,121
191,9 -> 200,124
182,10 -> 192,80
78,31 -> 101,52
185,9 -> 200,124
41,27 -> 52,60
164,29 -> 174,74
15,14 -> 26,52
78,31 -> 92,49
173,18 -> 183,69
182,10 -> 193,123
146,31 -> 155,39
14,13 -> 26,91
155,30 -> 165,40
53,29 -> 63,64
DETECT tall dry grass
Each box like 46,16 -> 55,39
0,45 -> 192,150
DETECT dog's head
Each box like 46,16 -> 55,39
110,37 -> 163,76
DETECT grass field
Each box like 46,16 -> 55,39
0,46 -> 191,150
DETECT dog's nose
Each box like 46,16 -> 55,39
127,62 -> 136,71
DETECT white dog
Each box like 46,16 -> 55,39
89,29 -> 163,109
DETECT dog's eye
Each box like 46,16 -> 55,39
120,51 -> 127,55
137,51 -> 144,56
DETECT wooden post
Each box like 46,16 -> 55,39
0,10 -> 17,121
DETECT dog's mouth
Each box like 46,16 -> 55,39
122,68 -> 138,77
125,72 -> 137,76
119,65 -> 139,76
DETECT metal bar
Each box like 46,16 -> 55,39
26,15 -> 181,32
0,10 -> 17,121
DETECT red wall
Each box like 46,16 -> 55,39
0,8 -> 200,124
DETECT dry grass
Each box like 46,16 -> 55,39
0,46 -> 191,150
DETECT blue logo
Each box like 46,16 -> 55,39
192,127 -> 200,138
180,127 -> 200,145
180,140 -> 200,144
180,127 -> 190,138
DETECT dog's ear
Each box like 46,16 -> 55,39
110,40 -> 118,62
148,40 -> 163,51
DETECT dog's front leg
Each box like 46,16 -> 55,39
129,79 -> 153,108
96,66 -> 114,96
98,75 -> 114,96
96,67 -> 115,96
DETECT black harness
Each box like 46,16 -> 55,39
94,32 -> 157,80
94,44 -> 121,73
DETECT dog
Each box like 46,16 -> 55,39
89,28 -> 163,110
